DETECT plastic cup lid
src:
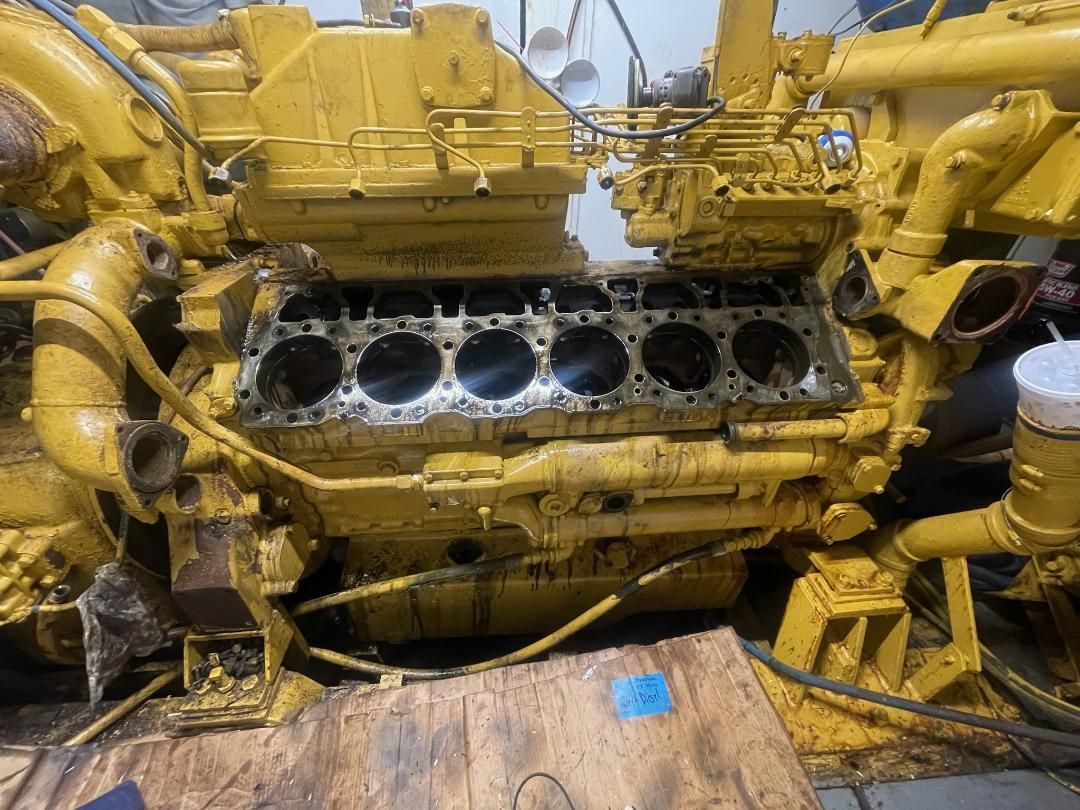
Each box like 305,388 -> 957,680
561,58 -> 600,107
1013,340 -> 1080,399
526,26 -> 569,80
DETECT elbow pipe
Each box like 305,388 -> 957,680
31,221 -> 177,490
873,91 -> 1050,294
868,413 -> 1080,587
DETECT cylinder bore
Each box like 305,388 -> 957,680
455,329 -> 537,400
643,324 -> 720,392
256,335 -> 343,409
549,326 -> 629,396
732,321 -> 811,388
951,274 -> 1023,338
356,332 -> 440,404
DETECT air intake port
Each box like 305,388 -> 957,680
732,321 -> 810,389
257,335 -> 343,409
356,332 -> 440,404
549,326 -> 629,396
643,324 -> 719,392
455,329 -> 537,400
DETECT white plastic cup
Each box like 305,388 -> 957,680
525,26 -> 569,81
1013,340 -> 1080,430
561,58 -> 600,106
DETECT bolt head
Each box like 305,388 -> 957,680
479,86 -> 494,104
420,86 -> 434,102
411,8 -> 425,26
475,8 -> 489,25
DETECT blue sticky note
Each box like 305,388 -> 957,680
610,672 -> 672,720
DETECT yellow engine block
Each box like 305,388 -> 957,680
1,0 -> 1079,738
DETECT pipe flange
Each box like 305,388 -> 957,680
133,228 -> 178,280
117,420 -> 188,500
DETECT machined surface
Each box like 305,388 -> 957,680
236,267 -> 859,428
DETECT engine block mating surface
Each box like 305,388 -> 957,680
236,271 -> 860,427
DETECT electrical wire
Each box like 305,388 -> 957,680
827,2 -> 860,34
512,772 -> 577,810
598,0 -> 646,82
816,0 -> 918,97
519,0 -> 526,54
740,637 -> 1080,749
496,41 -> 725,139
22,0 -> 212,160
566,0 -> 584,44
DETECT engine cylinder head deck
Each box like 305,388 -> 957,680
235,270 -> 859,428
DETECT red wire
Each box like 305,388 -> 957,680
497,19 -> 522,50
566,0 -> 584,44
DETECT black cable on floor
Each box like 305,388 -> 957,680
740,637 -> 1080,749
511,771 -> 576,809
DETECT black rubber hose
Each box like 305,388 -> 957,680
519,0 -> 526,53
496,41 -> 725,139
740,637 -> 1080,749
601,0 -> 647,83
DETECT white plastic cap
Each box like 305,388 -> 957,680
560,58 -> 600,107
525,26 -> 568,80
1013,340 -> 1080,430
818,129 -> 855,168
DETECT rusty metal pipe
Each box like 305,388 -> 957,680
719,409 -> 891,444
0,89 -> 47,185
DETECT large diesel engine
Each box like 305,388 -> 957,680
2,0 -> 1079,740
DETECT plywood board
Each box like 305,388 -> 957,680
0,628 -> 820,809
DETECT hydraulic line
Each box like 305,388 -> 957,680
307,530 -> 1080,749
0,242 -> 66,281
309,531 -> 770,680
62,665 -> 181,745
292,550 -> 546,616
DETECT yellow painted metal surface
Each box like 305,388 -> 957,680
0,0 -> 1077,740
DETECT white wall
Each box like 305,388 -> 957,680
299,0 -> 854,259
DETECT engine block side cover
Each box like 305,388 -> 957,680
235,268 -> 859,428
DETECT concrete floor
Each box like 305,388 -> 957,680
818,769 -> 1080,809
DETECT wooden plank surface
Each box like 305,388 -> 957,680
0,628 -> 820,809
